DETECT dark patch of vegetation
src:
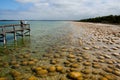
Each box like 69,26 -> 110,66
79,15 -> 120,24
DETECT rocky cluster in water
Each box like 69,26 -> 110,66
0,22 -> 120,80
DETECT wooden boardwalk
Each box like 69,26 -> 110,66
0,24 -> 30,44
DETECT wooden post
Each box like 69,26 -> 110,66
14,32 -> 17,41
3,34 -> 6,45
28,24 -> 30,36
13,26 -> 17,41
21,30 -> 24,37
2,26 -> 6,45
20,20 -> 24,37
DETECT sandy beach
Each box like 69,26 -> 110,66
0,22 -> 120,80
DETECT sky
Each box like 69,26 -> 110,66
0,0 -> 120,20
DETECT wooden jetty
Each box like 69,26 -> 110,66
0,24 -> 30,44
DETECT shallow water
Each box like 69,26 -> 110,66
0,21 -> 74,79
0,21 -> 120,80
0,21 -> 72,50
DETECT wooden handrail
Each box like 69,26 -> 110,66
0,24 -> 30,28
0,24 -> 30,35
0,24 -> 30,45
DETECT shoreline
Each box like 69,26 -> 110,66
72,22 -> 120,38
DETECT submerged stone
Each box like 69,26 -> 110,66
27,76 -> 38,80
36,69 -> 48,76
104,74 -> 116,80
83,61 -> 91,66
11,64 -> 20,69
59,77 -> 67,80
34,67 -> 42,72
67,54 -> 75,58
71,63 -> 79,68
10,70 -> 21,77
68,72 -> 82,80
48,66 -> 56,72
83,47 -> 90,50
0,77 -> 8,80
56,66 -> 63,72
112,53 -> 119,56
21,61 -> 28,66
113,70 -> 120,76
99,77 -> 108,80
28,61 -> 35,65
92,63 -> 101,69
50,60 -> 57,64
81,69 -> 91,74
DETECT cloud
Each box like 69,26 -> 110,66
0,0 -> 120,20
15,0 -> 40,3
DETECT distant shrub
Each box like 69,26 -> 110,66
79,15 -> 120,24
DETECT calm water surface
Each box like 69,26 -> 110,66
0,21 -> 73,53
0,21 -> 74,79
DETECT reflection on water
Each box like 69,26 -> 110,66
0,36 -> 30,48
0,36 -> 31,55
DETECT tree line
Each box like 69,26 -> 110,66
79,15 -> 120,24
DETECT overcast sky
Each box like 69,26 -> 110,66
0,0 -> 120,20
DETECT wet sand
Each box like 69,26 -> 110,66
0,22 -> 120,80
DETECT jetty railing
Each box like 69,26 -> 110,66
0,24 -> 30,44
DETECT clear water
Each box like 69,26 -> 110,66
0,21 -> 73,52
0,21 -> 74,79
0,21 -> 120,80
